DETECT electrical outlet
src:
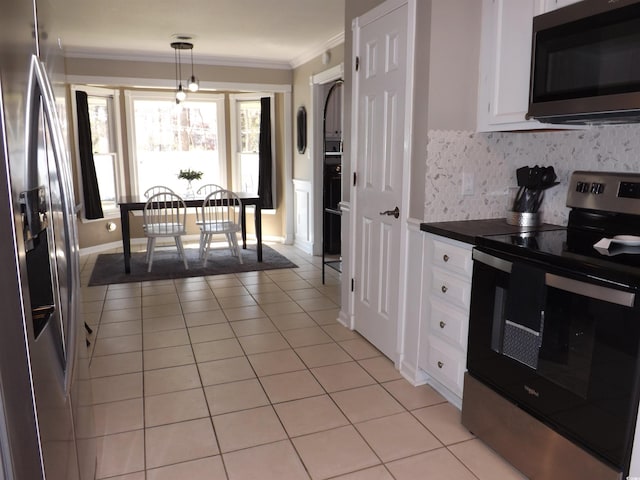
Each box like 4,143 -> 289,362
462,172 -> 474,196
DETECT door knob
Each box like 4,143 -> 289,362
379,206 -> 399,219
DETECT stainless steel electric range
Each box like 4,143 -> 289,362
463,171 -> 640,480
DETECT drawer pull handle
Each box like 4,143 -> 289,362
441,285 -> 448,293
443,254 -> 449,262
437,361 -> 444,369
439,321 -> 446,329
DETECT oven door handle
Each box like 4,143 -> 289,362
545,273 -> 635,308
473,249 -> 512,273
473,249 -> 635,307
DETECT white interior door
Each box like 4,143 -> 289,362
352,0 -> 411,360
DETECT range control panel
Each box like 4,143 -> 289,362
575,181 -> 606,195
567,171 -> 640,215
618,182 -> 640,199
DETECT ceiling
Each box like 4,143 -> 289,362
55,0 -> 345,68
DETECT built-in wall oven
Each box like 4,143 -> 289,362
463,171 -> 640,480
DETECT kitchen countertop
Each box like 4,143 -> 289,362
420,218 -> 564,245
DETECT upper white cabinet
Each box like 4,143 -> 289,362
476,0 -> 581,132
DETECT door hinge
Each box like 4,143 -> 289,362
353,172 -> 357,186
351,278 -> 355,292
355,56 -> 360,71
487,101 -> 491,113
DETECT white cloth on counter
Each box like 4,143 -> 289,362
593,236 -> 640,256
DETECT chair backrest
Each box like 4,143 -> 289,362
144,185 -> 175,198
143,192 -> 187,235
196,183 -> 224,196
201,189 -> 242,229
195,184 -> 224,223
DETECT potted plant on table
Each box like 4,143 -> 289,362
178,169 -> 203,198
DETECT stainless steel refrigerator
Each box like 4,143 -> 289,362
0,0 -> 96,478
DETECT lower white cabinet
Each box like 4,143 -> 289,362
424,336 -> 465,397
419,233 -> 473,404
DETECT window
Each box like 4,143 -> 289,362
230,93 -> 275,206
71,86 -> 123,219
126,91 -> 226,196
236,99 -> 261,193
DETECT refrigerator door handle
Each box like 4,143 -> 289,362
26,55 -> 79,395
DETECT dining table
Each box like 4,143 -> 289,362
117,192 -> 262,274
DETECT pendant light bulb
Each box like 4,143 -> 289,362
176,84 -> 187,102
188,49 -> 199,92
188,75 -> 199,92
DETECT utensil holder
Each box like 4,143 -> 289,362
506,210 -> 540,227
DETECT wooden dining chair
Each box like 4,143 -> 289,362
199,189 -> 243,266
143,192 -> 188,272
143,185 -> 175,198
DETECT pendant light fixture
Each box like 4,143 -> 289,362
171,37 -> 198,103
188,47 -> 199,92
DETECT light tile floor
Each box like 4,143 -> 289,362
80,242 -> 527,480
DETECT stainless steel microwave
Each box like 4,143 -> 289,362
527,0 -> 640,125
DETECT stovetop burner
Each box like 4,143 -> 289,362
476,171 -> 640,288
478,228 -> 640,282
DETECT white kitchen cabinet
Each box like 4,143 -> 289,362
419,234 -> 473,402
476,0 -> 578,132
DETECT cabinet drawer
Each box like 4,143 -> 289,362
429,299 -> 468,349
431,268 -> 471,310
425,337 -> 465,396
431,239 -> 472,277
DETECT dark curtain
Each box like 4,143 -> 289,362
257,96 -> 274,209
75,90 -> 103,219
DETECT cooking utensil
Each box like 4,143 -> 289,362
539,166 -> 557,189
516,166 -> 530,187
511,165 -> 558,212
533,189 -> 544,212
512,186 -> 526,212
528,165 -> 543,189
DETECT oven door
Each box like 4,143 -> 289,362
467,247 -> 640,473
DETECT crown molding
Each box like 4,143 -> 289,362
66,74 -> 292,92
64,47 -> 293,70
290,32 -> 345,69
64,31 -> 346,72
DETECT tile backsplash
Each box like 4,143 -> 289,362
425,125 -> 640,226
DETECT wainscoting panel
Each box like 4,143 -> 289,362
293,180 -> 312,254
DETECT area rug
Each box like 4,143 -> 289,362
88,245 -> 297,286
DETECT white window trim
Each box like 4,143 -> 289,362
124,90 -> 227,197
70,84 -> 125,222
229,92 -> 276,211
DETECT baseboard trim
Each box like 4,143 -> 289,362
337,309 -> 352,329
294,239 -> 313,255
399,360 -> 428,387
